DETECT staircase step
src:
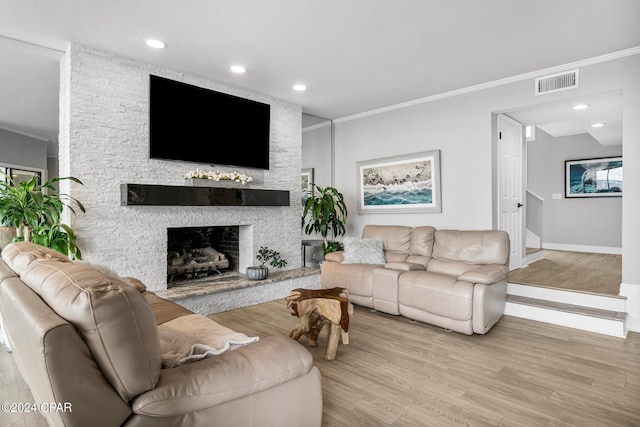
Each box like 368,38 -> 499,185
505,288 -> 628,338
507,282 -> 626,312
506,294 -> 626,322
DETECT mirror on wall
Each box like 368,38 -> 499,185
302,114 -> 333,189
301,114 -> 334,267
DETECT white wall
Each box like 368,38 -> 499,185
58,44 -> 303,291
527,128 -> 622,250
332,53 -> 640,330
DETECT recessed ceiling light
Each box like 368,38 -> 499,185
573,104 -> 589,110
146,39 -> 166,49
230,65 -> 246,74
293,84 -> 307,92
591,123 -> 605,128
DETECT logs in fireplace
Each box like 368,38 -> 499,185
167,247 -> 230,281
167,226 -> 239,286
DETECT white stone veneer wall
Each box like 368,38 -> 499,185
59,43 -> 303,291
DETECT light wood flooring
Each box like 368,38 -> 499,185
508,250 -> 622,296
2,300 -> 639,426
210,300 -> 640,426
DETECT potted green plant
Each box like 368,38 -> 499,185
246,246 -> 288,280
0,173 -> 85,259
302,184 -> 348,256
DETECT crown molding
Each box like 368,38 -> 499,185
0,125 -> 50,142
302,121 -> 332,132
334,46 -> 640,124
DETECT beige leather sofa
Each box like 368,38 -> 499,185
322,225 -> 509,335
0,242 -> 322,427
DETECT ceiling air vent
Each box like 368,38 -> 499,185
535,69 -> 579,95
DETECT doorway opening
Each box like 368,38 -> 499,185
494,91 -> 623,296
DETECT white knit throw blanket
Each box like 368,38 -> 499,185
158,314 -> 258,368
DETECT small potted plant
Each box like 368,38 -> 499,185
246,246 -> 288,280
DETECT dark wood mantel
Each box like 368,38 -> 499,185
121,183 -> 290,207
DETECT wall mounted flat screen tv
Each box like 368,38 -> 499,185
149,75 -> 271,169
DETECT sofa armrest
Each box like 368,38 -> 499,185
458,265 -> 508,285
324,250 -> 344,263
384,262 -> 425,271
472,280 -> 507,334
131,336 -> 313,417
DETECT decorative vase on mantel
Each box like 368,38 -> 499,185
246,266 -> 268,281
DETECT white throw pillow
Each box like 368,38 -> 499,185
342,237 -> 386,265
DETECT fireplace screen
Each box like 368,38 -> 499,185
167,226 -> 239,286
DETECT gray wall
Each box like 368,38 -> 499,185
0,128 -> 48,171
331,54 -> 640,330
302,123 -> 332,188
527,129 -> 622,249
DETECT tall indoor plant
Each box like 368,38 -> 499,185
0,173 -> 85,259
302,184 -> 348,255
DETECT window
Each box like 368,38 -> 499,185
525,125 -> 536,141
0,163 -> 45,186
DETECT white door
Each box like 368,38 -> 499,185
497,114 -> 524,270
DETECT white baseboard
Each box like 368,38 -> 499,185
619,282 -> 640,333
542,242 -> 622,255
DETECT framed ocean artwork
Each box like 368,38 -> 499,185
565,157 -> 622,198
356,150 -> 441,214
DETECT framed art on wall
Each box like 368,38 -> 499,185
565,156 -> 622,198
356,150 -> 441,214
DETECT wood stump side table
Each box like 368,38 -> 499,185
286,287 -> 353,361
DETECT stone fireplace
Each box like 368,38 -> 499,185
167,226 -> 240,287
58,44 -> 308,299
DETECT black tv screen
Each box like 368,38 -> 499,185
149,75 -> 271,169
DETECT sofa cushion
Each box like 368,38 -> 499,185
427,259 -> 478,277
143,292 -> 194,325
432,230 -> 509,265
385,252 -> 408,263
409,226 -> 436,257
398,271 -> 473,321
384,262 -> 425,271
3,242 -> 161,402
342,237 -> 386,265
1,242 -> 71,275
132,336 -> 314,416
362,225 -> 411,251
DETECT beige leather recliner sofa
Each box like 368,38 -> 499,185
0,242 -> 322,427
321,225 -> 510,335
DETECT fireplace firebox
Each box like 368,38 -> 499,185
167,226 -> 240,287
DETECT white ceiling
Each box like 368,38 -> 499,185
1,0 -> 639,155
507,91 -> 623,146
